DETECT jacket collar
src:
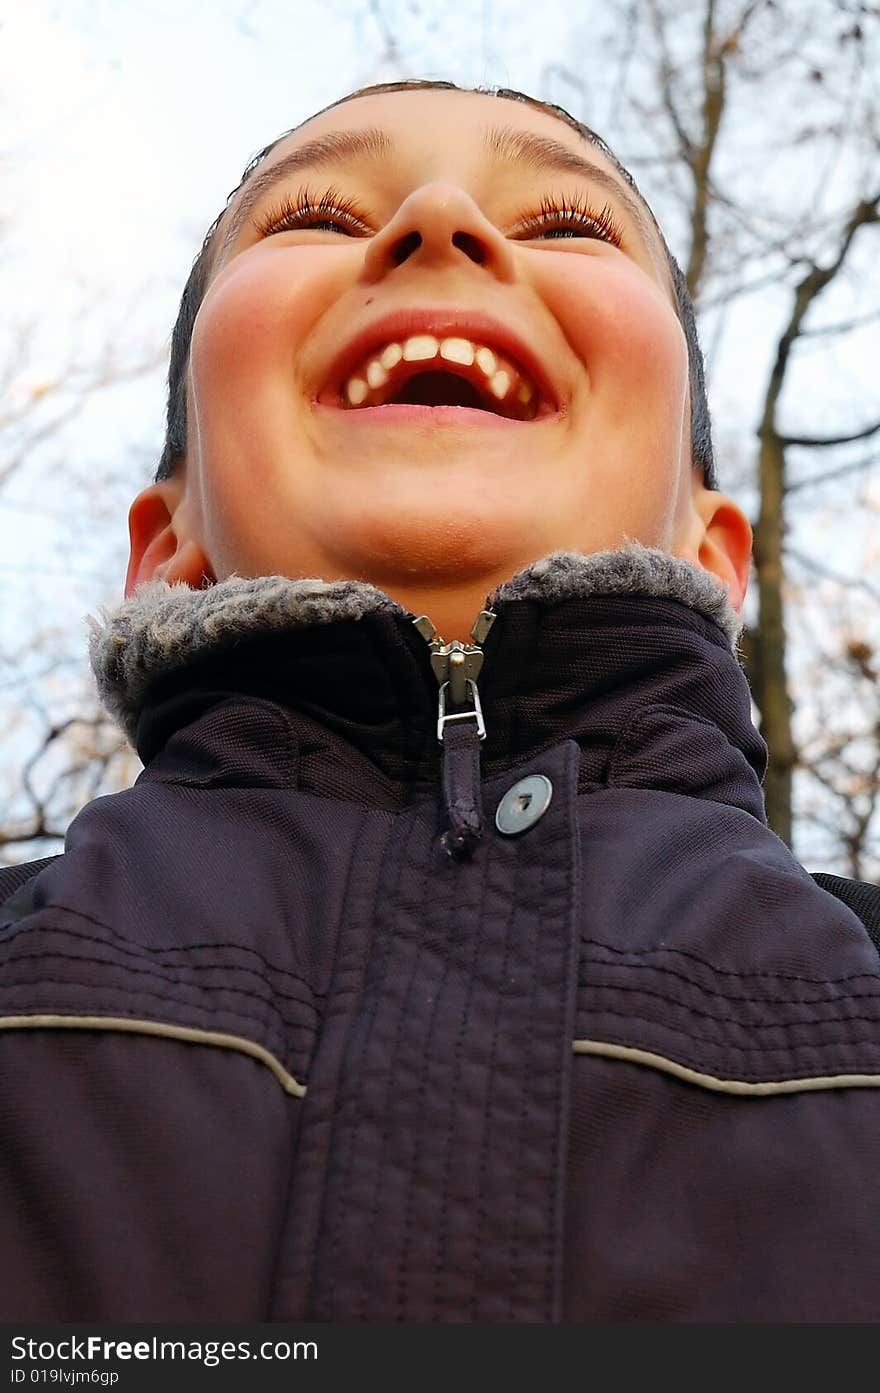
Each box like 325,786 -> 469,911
89,544 -> 766,819
91,544 -> 742,739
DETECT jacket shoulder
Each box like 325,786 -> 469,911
0,848 -> 312,1101
0,856 -> 62,924
811,871 -> 880,955
4,853 -> 879,952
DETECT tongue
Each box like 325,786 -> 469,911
391,371 -> 488,409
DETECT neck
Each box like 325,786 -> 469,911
375,571 -> 515,642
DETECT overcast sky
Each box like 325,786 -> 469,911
2,0 -> 567,354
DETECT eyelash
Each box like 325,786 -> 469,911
252,184 -> 625,248
253,186 -> 368,238
515,192 -> 624,247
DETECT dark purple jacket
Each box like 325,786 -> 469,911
2,546 -> 880,1322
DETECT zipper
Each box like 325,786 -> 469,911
412,609 -> 497,861
412,609 -> 496,741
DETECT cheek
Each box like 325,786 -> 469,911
185,250 -> 348,574
535,254 -> 691,546
537,254 -> 687,412
189,248 -> 343,401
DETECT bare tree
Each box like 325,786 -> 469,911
1,315 -> 158,865
571,0 -> 880,860
1,703 -> 140,859
754,192 -> 879,845
788,560 -> 880,880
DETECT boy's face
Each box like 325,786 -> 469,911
131,88 -> 750,623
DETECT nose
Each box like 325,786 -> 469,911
360,181 -> 517,285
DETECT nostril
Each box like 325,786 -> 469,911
452,231 -> 487,264
392,231 -> 422,266
389,230 -> 488,267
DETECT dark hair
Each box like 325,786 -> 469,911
156,79 -> 717,489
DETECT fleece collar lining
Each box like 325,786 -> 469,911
89,543 -> 743,744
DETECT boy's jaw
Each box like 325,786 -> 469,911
179,265 -> 697,632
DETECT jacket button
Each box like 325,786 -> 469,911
495,774 -> 554,835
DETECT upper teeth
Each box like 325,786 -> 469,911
342,334 -> 538,413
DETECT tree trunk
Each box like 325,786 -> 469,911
751,429 -> 797,844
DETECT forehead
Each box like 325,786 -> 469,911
217,88 -> 667,276
254,87 -> 630,183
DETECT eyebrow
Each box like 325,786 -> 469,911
218,122 -> 655,256
220,128 -> 393,252
482,125 -> 654,248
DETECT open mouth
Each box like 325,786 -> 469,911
326,333 -> 556,422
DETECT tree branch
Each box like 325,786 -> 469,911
799,308 -> 880,338
780,419 -> 880,448
784,545 -> 880,603
786,451 -> 878,492
759,191 -> 880,441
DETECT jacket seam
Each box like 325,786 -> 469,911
579,976 -> 880,1027
583,1003 -> 880,1055
0,978 -> 297,1067
3,902 -> 329,997
429,789 -> 495,1320
580,951 -> 880,1004
0,965 -> 309,1048
581,935 -> 880,987
0,1012 -> 306,1096
573,1038 -> 880,1096
144,696 -> 300,789
608,702 -> 720,786
342,807 -> 423,1320
1,940 -> 320,1018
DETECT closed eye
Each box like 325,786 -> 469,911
253,186 -> 372,238
253,183 -> 625,249
511,193 -> 625,246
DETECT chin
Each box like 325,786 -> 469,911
336,512 -> 544,587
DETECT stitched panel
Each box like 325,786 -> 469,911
0,783 -> 379,1114
564,1052 -> 880,1320
574,786 -> 880,1083
306,741 -> 580,1323
0,906 -> 318,1085
268,805 -> 395,1320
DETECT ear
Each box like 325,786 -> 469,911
125,478 -> 214,597
676,483 -> 753,613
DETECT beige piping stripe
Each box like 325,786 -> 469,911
6,1016 -> 876,1101
573,1039 -> 880,1097
0,1014 -> 306,1098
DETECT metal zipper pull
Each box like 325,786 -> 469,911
413,610 -> 496,860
